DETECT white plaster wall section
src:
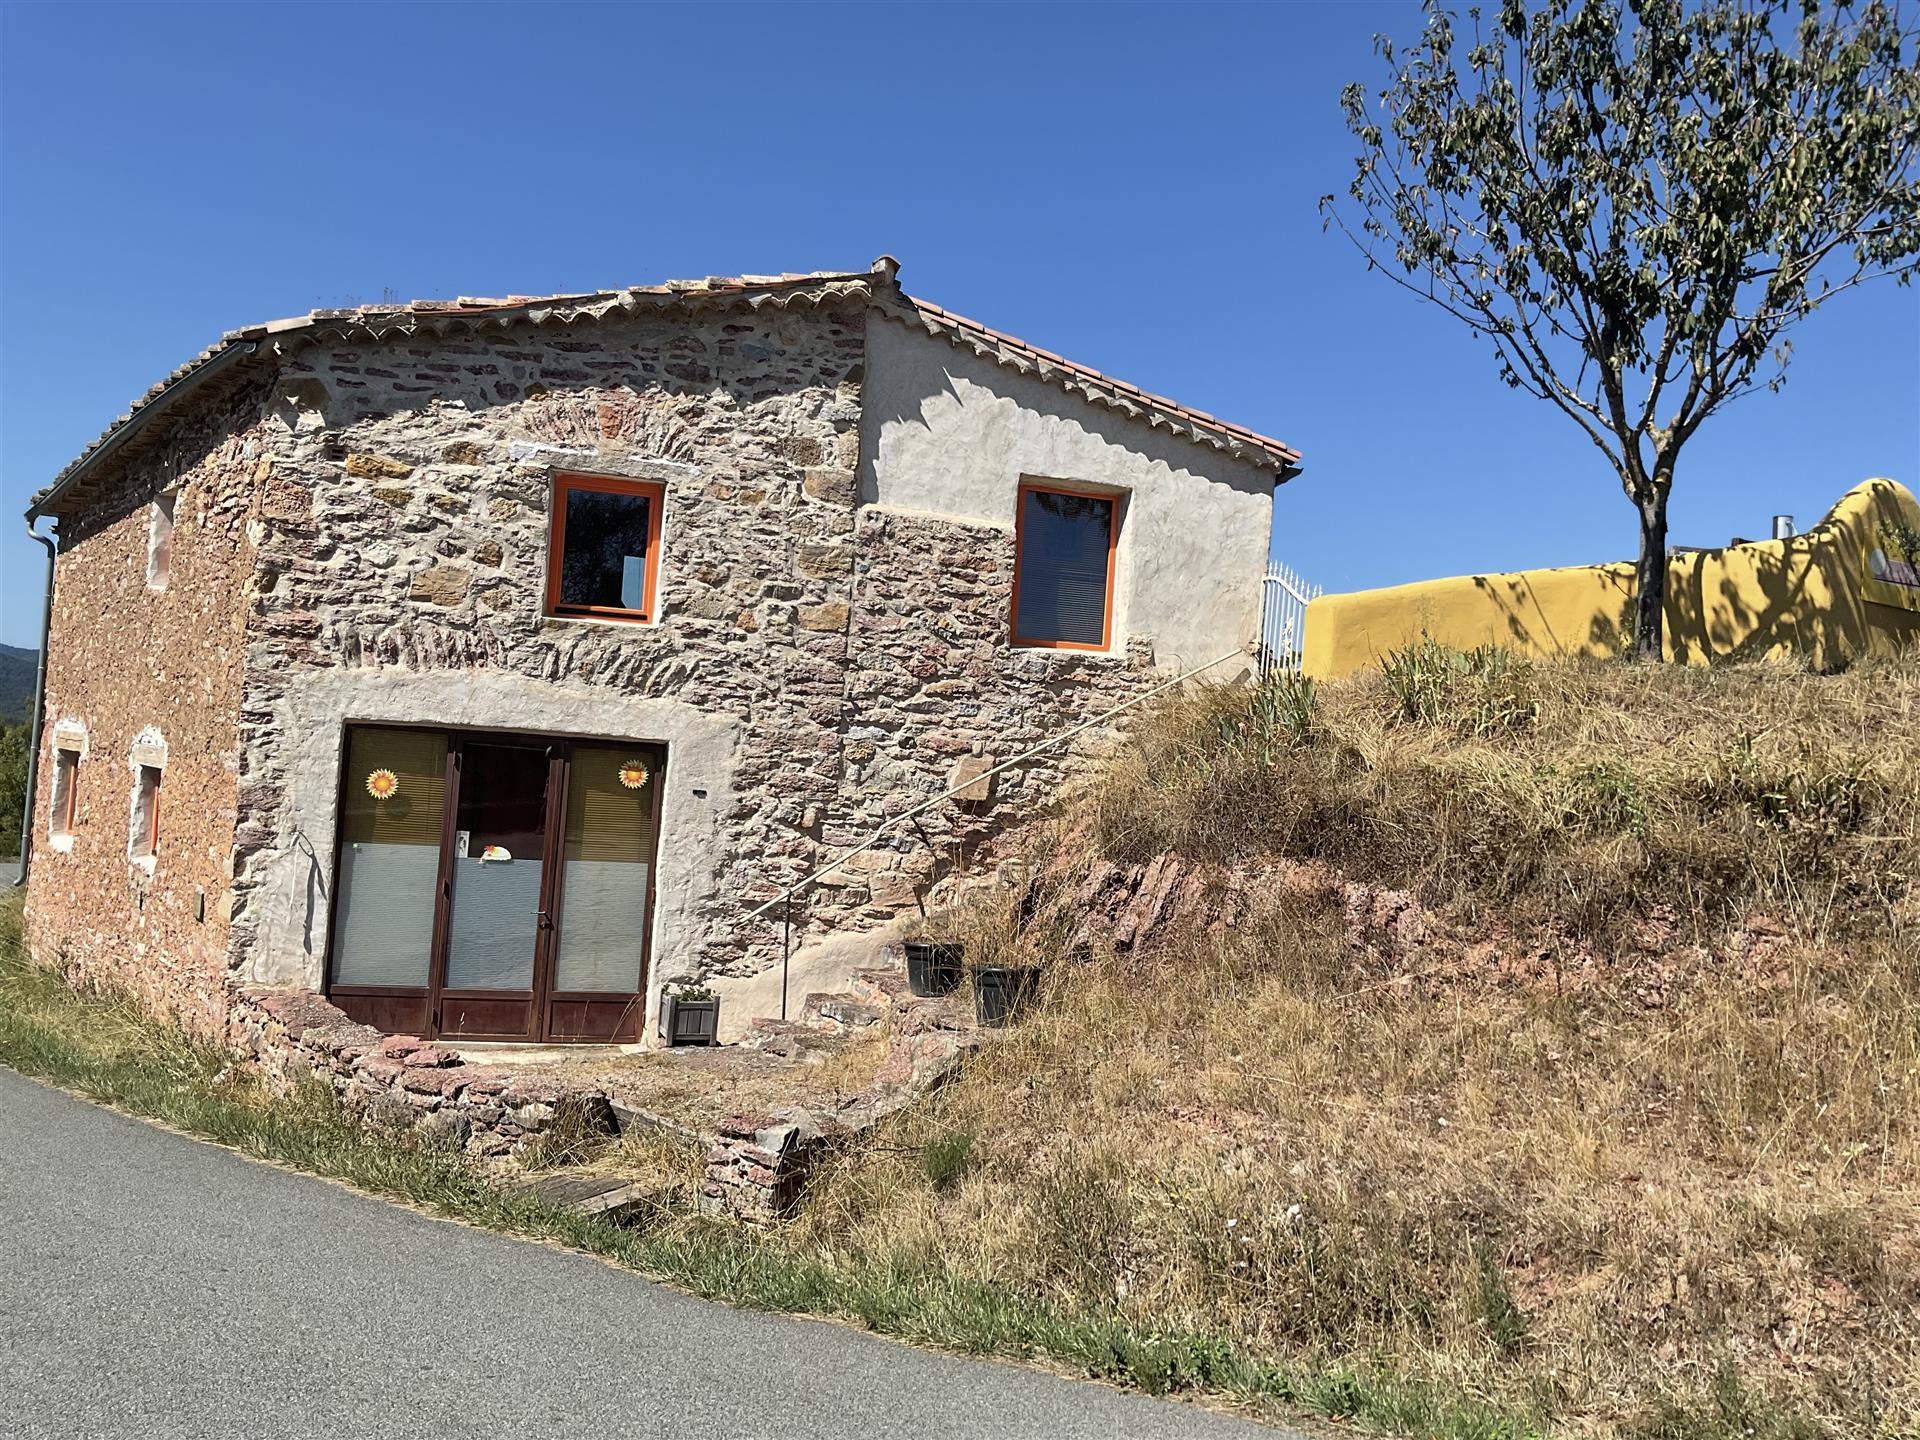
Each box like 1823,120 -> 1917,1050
245,666 -> 741,1046
858,315 -> 1277,671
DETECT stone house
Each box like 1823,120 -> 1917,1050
21,259 -> 1299,1047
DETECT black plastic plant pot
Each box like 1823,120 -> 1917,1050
903,941 -> 965,997
971,966 -> 1041,1027
662,995 -> 719,1047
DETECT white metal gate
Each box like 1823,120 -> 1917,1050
1257,561 -> 1321,675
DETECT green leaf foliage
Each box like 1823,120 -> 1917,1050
1324,0 -> 1920,656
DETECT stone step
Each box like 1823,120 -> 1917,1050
737,1017 -> 847,1059
606,1098 -> 705,1145
849,964 -> 913,1004
799,992 -> 886,1030
505,1171 -> 654,1219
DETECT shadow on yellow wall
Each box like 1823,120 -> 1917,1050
1302,479 -> 1920,679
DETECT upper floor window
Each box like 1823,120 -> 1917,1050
1010,481 -> 1121,650
546,474 -> 665,624
147,491 -> 176,590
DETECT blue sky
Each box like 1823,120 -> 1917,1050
1,0 -> 1914,651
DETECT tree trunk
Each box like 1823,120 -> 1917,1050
1633,495 -> 1669,661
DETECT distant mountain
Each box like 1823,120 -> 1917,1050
0,645 -> 38,724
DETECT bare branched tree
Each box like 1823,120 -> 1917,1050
1324,0 -> 1920,659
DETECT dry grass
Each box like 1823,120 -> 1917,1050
1086,649 -> 1919,949
799,652 -> 1920,1438
525,1023 -> 894,1134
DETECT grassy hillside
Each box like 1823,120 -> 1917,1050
0,644 -> 37,724
801,649 -> 1919,1439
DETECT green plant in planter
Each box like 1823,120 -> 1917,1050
662,984 -> 720,1046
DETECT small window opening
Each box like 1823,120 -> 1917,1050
49,747 -> 80,840
130,764 -> 163,862
546,474 -> 665,623
1010,481 -> 1122,650
147,492 -> 176,589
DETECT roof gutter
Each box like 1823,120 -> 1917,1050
27,340 -> 260,521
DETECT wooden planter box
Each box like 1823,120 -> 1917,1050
662,994 -> 720,1047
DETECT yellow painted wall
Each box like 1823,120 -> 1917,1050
1302,479 -> 1920,679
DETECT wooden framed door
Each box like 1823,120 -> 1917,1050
539,742 -> 663,1043
326,727 -> 662,1044
431,738 -> 559,1042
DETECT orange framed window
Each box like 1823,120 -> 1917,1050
1010,481 -> 1121,650
546,474 -> 666,624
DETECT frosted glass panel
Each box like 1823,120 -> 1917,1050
443,741 -> 550,993
331,727 -> 447,988
445,858 -> 543,991
553,744 -> 658,994
555,860 -> 649,992
334,843 -> 439,987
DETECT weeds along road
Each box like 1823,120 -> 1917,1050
0,1067 -> 1283,1440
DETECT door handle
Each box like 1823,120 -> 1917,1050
537,910 -> 553,931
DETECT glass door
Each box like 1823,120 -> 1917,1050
329,727 -> 660,1044
434,740 -> 558,1042
328,727 -> 449,1037
545,743 -> 662,1042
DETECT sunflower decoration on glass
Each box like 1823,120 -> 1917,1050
617,758 -> 652,791
365,768 -> 400,802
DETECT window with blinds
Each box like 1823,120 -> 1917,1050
553,744 -> 660,993
1011,483 -> 1120,649
332,727 -> 447,989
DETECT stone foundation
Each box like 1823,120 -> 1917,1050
699,965 -> 982,1220
227,988 -> 614,1159
221,949 -> 983,1221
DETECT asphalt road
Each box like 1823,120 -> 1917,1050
0,1068 -> 1285,1439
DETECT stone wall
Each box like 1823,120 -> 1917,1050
34,289 -> 1265,1043
229,297 -> 1172,1026
228,987 -> 614,1158
25,384 -> 272,1038
824,504 -> 1155,915
230,299 -> 869,1008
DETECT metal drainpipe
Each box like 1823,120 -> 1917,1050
16,516 -> 57,887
